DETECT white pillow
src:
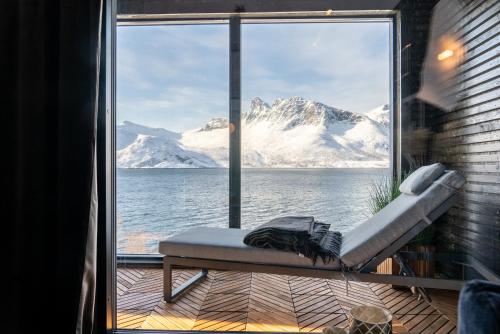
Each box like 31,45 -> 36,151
399,163 -> 446,195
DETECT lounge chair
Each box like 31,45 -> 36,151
159,168 -> 466,302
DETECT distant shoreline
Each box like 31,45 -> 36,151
116,166 -> 390,170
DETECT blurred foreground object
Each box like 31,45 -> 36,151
322,326 -> 346,334
417,0 -> 466,111
458,280 -> 500,334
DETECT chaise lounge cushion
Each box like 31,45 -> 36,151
159,226 -> 341,269
340,170 -> 465,267
399,163 -> 446,195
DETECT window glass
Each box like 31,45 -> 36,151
240,22 -> 392,231
116,24 -> 229,254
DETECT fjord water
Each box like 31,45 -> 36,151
117,168 -> 387,254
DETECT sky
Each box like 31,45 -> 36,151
117,21 -> 391,132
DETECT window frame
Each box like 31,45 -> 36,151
105,1 -> 401,330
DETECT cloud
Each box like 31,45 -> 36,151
117,21 -> 391,131
241,22 -> 391,113
117,25 -> 229,131
118,84 -> 229,132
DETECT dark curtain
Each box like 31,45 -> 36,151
3,1 -> 103,333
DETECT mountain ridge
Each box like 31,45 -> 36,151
117,97 -> 390,168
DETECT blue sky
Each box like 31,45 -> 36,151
117,22 -> 390,132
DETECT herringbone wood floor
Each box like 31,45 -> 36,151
117,268 -> 457,333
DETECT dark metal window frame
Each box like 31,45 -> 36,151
106,1 -> 401,330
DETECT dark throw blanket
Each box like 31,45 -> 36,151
243,216 -> 342,265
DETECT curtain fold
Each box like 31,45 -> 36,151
77,1 -> 104,331
4,1 -> 103,333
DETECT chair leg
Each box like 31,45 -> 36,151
163,257 -> 208,303
164,258 -> 173,303
393,253 -> 432,303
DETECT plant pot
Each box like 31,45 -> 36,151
377,245 -> 435,277
409,245 -> 436,277
376,257 -> 399,275
377,245 -> 436,290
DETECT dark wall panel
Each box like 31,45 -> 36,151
401,0 -> 500,277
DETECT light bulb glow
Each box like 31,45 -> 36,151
437,49 -> 454,61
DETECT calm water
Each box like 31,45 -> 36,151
117,168 -> 387,253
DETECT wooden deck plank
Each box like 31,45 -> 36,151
393,298 -> 428,315
399,305 -> 438,330
246,311 -> 299,332
297,313 -> 348,332
250,290 -> 295,313
389,295 -> 420,314
128,277 -> 164,294
328,283 -> 385,307
117,268 -> 145,296
211,278 -> 251,294
141,306 -> 196,330
116,268 -> 456,333
435,320 -> 457,334
421,316 -> 453,334
193,311 -> 247,331
429,289 -> 459,324
329,281 -> 385,312
201,293 -> 250,312
252,273 -> 292,296
410,314 -> 441,333
289,277 -> 333,295
117,292 -> 163,310
117,309 -> 150,329
292,294 -> 343,314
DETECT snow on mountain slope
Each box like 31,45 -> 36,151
365,104 -> 390,128
118,97 -> 390,168
181,127 -> 229,167
116,122 -> 219,168
117,121 -> 180,150
181,97 -> 389,168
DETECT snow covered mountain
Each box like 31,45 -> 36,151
117,121 -> 220,168
117,97 -> 390,168
117,121 -> 180,150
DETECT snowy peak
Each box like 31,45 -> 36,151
119,121 -> 178,138
117,121 -> 179,150
250,97 -> 271,114
200,117 -> 228,131
244,97 -> 364,129
200,97 -> 366,131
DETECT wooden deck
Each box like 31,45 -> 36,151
117,268 -> 458,333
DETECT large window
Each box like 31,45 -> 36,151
116,19 -> 392,255
240,22 -> 391,231
116,24 -> 229,254
112,11 -> 396,333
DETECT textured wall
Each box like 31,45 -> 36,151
401,0 -> 500,277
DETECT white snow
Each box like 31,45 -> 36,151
365,104 -> 390,128
117,121 -> 180,150
117,97 -> 390,168
116,133 -> 220,168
